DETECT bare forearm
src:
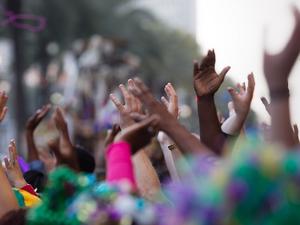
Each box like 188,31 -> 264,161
0,166 -> 19,217
26,131 -> 39,162
197,96 -> 225,154
132,150 -> 161,201
164,119 -> 211,155
270,98 -> 295,148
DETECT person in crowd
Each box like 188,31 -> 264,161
0,5 -> 300,225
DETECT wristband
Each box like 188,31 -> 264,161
168,144 -> 176,151
269,88 -> 290,100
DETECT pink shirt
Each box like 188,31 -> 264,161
105,141 -> 136,189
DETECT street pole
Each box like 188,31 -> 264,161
6,0 -> 26,147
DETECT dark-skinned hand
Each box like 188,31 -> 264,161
264,6 -> 300,90
193,50 -> 230,97
104,124 -> 121,148
114,115 -> 159,154
52,108 -> 78,171
261,97 -> 271,115
26,104 -> 51,131
128,78 -> 177,131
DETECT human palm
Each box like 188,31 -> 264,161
194,50 -> 230,97
228,74 -> 255,117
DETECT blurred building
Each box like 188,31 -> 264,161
133,0 -> 197,37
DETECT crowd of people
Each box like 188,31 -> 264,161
0,6 -> 300,225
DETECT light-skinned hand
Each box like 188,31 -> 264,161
3,140 -> 27,188
227,73 -> 255,117
161,83 -> 179,119
110,79 -> 143,129
0,91 -> 8,123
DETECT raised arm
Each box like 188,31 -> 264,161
222,74 -> 255,135
158,83 -> 183,181
52,107 -> 79,171
106,115 -> 159,189
263,6 -> 300,148
110,79 -> 161,199
194,50 -> 231,154
0,166 -> 19,218
128,78 -> 212,156
26,105 -> 51,162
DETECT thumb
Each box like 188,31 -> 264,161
219,66 -> 231,82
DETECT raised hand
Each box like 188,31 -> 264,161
128,78 -> 211,155
161,83 -> 179,119
0,91 -> 8,122
26,105 -> 51,131
114,115 -> 159,154
158,82 -> 179,148
264,6 -> 300,91
26,105 -> 51,162
53,108 -> 78,171
263,6 -> 300,148
3,140 -> 27,188
193,50 -> 230,97
261,97 -> 271,115
227,73 -> 255,117
128,78 -> 176,130
110,79 -> 143,129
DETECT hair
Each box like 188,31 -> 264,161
24,170 -> 47,193
74,145 -> 95,173
0,209 -> 27,225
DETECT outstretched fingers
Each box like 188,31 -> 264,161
110,93 -> 124,111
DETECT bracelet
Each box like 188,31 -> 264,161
168,144 -> 176,151
270,88 -> 290,100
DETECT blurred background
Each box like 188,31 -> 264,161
0,0 -> 299,159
